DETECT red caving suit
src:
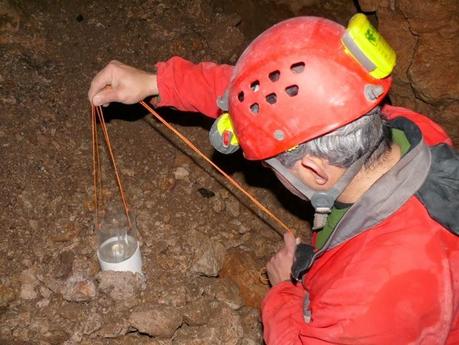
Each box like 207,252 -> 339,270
155,56 -> 459,345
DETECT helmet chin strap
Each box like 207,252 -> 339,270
265,152 -> 370,229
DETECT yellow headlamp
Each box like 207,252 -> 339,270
342,13 -> 396,79
209,113 -> 240,154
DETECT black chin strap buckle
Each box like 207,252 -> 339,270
291,243 -> 315,282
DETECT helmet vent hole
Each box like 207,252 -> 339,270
250,81 -> 260,92
266,93 -> 277,104
250,103 -> 260,114
290,62 -> 305,73
285,85 -> 299,97
238,91 -> 244,102
268,70 -> 280,82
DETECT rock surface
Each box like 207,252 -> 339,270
0,283 -> 16,308
356,0 -> 459,143
190,233 -> 226,277
129,304 -> 183,338
220,248 -> 269,308
19,268 -> 39,300
96,271 -> 145,301
62,274 -> 97,302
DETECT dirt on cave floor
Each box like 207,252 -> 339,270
12,0 -> 459,343
0,0 -> 362,344
3,0 -> 459,342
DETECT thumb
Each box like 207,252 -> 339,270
92,87 -> 118,106
283,232 -> 297,253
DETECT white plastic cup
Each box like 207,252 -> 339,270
97,235 -> 142,274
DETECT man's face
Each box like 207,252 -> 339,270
265,154 -> 347,199
268,145 -> 321,196
272,167 -> 310,200
264,159 -> 311,200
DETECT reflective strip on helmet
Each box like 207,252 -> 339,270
342,31 -> 376,72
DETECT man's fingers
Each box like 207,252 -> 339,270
92,87 -> 118,107
267,234 -> 297,286
283,232 -> 297,253
88,63 -> 116,103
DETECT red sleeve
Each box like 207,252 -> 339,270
261,281 -> 308,345
155,56 -> 233,119
382,104 -> 453,146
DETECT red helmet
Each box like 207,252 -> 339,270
227,16 -> 392,160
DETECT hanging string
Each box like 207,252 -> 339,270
92,106 -> 132,231
139,100 -> 295,238
91,106 -> 100,230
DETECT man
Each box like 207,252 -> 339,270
89,15 -> 459,344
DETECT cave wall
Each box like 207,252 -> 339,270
358,0 -> 459,144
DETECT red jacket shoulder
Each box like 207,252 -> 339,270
382,104 -> 452,146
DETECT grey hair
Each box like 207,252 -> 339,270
276,107 -> 392,168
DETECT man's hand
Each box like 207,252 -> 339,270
266,232 -> 297,286
88,60 -> 158,106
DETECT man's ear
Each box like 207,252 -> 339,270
300,156 -> 329,185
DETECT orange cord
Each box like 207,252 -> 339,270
91,107 -> 99,229
140,100 -> 294,237
92,106 -> 132,231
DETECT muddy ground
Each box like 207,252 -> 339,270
3,0 -> 454,344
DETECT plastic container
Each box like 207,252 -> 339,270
96,210 -> 142,273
